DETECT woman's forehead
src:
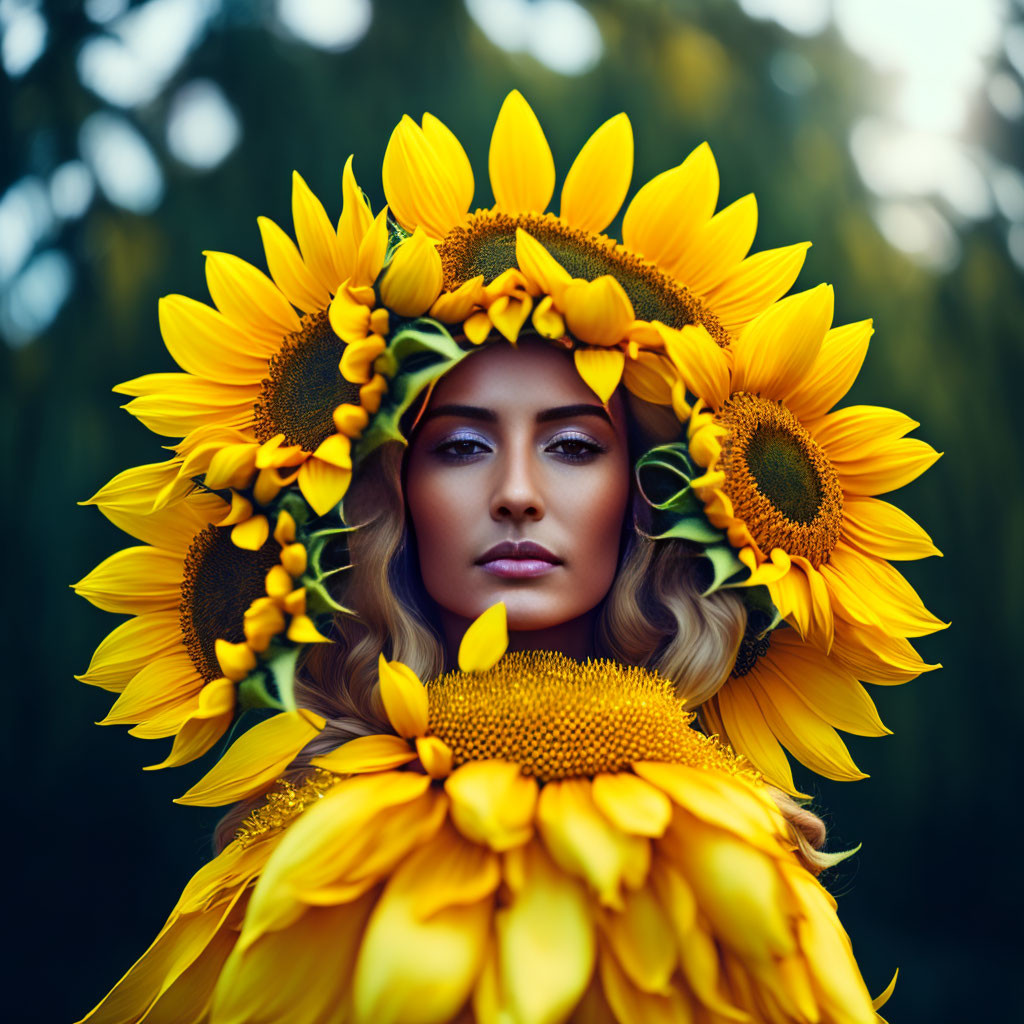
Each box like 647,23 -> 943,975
429,340 -> 613,412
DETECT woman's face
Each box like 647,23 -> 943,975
405,340 -> 631,637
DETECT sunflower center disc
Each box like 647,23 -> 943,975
716,392 -> 843,567
426,651 -> 749,781
439,211 -> 732,347
253,310 -> 362,450
730,627 -> 772,677
179,526 -> 282,680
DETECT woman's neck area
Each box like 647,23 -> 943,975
439,608 -> 598,668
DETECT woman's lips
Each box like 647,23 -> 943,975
476,541 -> 562,579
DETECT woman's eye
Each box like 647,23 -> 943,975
547,435 -> 606,461
434,436 -> 491,460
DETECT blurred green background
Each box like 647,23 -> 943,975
4,0 -> 1022,1020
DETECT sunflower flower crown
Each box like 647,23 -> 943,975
74,90 -> 937,1023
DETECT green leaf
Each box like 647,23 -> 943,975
700,544 -> 747,594
652,515 -> 724,544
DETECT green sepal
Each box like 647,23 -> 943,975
354,319 -> 469,460
242,645 -> 302,713
236,669 -> 285,713
739,584 -> 783,636
652,516 -> 725,545
701,544 -> 747,594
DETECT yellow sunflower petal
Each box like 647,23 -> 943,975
785,318 -> 872,421
746,673 -> 868,782
622,350 -> 674,405
100,650 -> 204,727
537,778 -> 649,910
312,734 -> 418,774
81,459 -> 191,515
732,284 -> 834,400
489,90 -> 555,215
713,681 -> 800,794
292,170 -> 344,295
215,638 -> 257,681
842,495 -> 941,560
458,601 -> 509,672
158,294 -> 272,384
379,227 -> 443,317
812,404 -> 919,460
496,841 -> 596,1024
563,276 -> 634,348
382,114 -> 471,239
515,227 -> 571,301
204,250 -> 300,340
336,155 -> 375,276
705,241 -> 811,333
356,207 -> 389,285
230,514 -> 269,552
666,192 -> 758,297
574,347 -> 626,404
560,112 -> 634,234
445,760 -> 538,852
121,381 -> 259,438
834,437 -> 942,497
297,457 -> 351,517
753,630 -> 890,738
591,773 -> 672,838
76,610 -> 182,692
73,546 -> 184,615
377,654 -> 428,738
174,710 -> 325,807
143,679 -> 235,770
258,215 -> 329,314
621,142 -> 719,269
662,323 -> 730,409
352,825 -> 495,1024
430,275 -> 485,322
599,883 -> 677,996
832,619 -> 938,685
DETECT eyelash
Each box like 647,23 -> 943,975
432,431 -> 608,463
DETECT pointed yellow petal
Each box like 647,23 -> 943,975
292,170 -> 344,295
158,294 -> 271,383
831,619 -> 937,685
81,459 -> 191,515
336,155 -> 375,278
560,112 -> 634,233
599,884 -> 677,995
312,734 -> 418,774
842,495 -> 940,561
732,284 -> 834,399
515,227 -> 571,300
379,227 -> 443,317
457,601 -> 509,672
622,142 -> 719,268
230,514 -> 269,551
377,654 -> 428,738
383,114 -> 472,239
430,275 -> 485,322
258,215 -> 329,314
73,546 -> 183,615
286,613 -> 332,644
489,90 -> 555,214
706,241 -> 811,333
445,760 -> 538,852
297,458 -> 351,516
497,841 -> 595,1024
204,250 -> 299,340
312,432 -> 352,469
662,323 -> 730,409
666,192 -> 758,296
531,294 -> 566,340
143,677 -> 236,770
100,651 -> 204,726
812,404 -> 919,460
786,318 -> 872,421
833,438 -> 941,496
77,611 -> 182,692
356,208 -> 389,286
622,350 -> 674,405
574,346 -> 626,404
215,638 -> 257,682
175,710 -> 325,806
415,735 -> 454,779
488,294 -> 532,342
121,381 -> 259,439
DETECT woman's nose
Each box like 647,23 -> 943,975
490,445 -> 545,522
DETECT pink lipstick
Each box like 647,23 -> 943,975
476,540 -> 562,579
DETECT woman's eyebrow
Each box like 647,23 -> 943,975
421,403 -> 497,423
537,403 -> 612,425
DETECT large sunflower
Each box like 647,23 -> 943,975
80,607 -> 892,1024
74,480 -> 326,768
115,160 -> 394,517
663,285 -> 944,672
335,89 -> 811,406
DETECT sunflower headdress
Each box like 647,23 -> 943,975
77,89 -> 942,798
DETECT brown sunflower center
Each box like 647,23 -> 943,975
253,310 -> 361,450
439,211 -> 731,348
179,525 -> 282,681
716,392 -> 842,567
426,651 -> 751,782
731,628 -> 772,678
